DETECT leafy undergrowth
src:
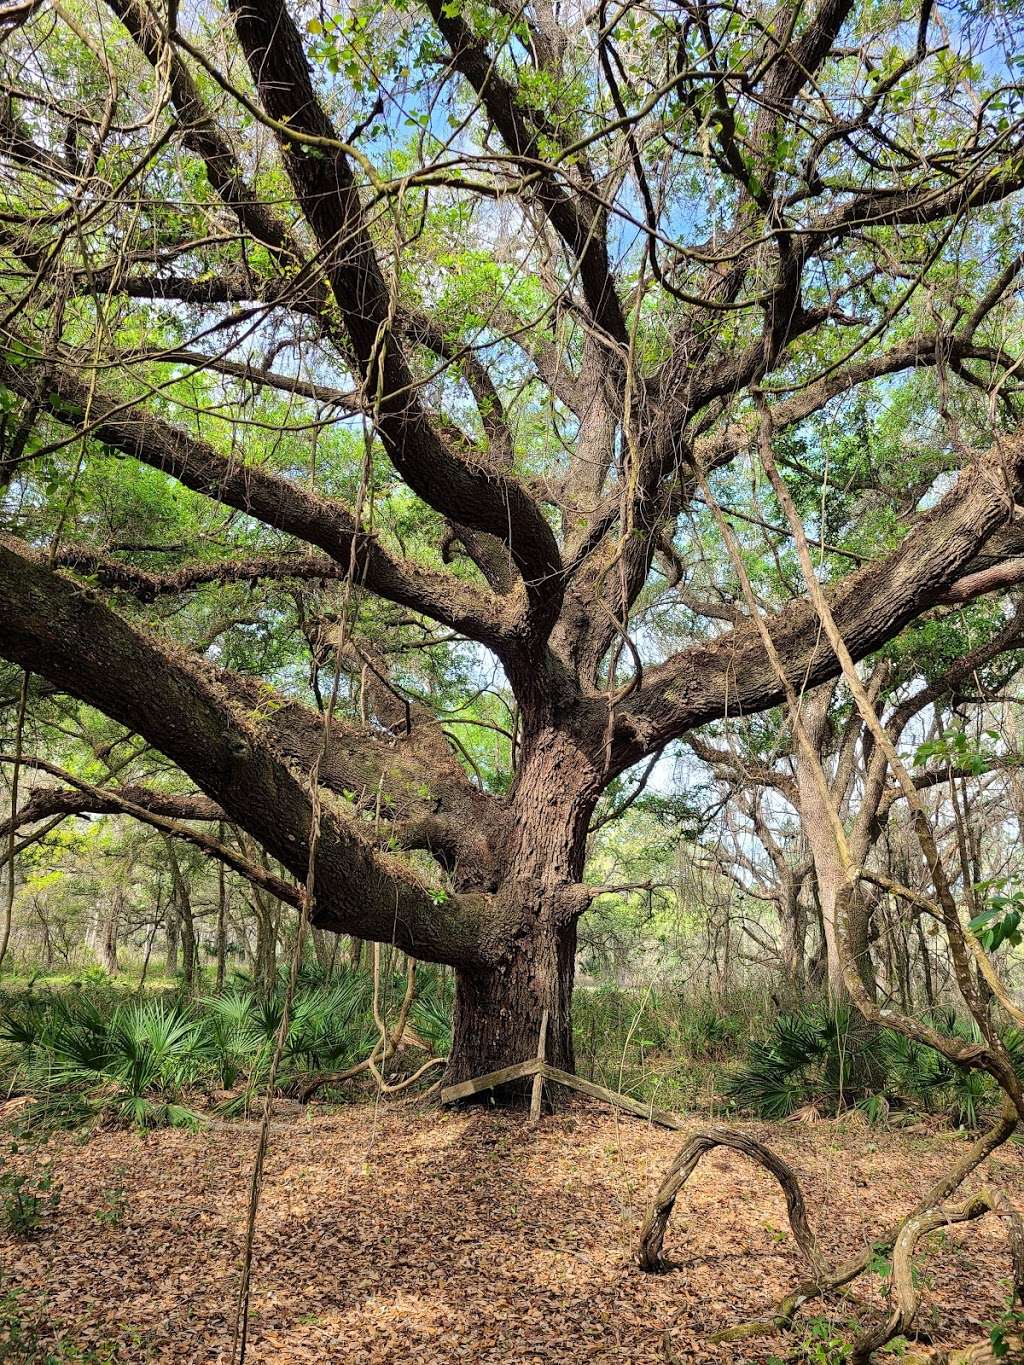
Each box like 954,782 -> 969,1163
0,977 -> 766,1135
722,1002 -> 1023,1129
0,970 -> 453,1131
2,978 -> 1020,1141
0,1104 -> 1021,1362
573,989 -> 1024,1134
572,985 -> 756,1113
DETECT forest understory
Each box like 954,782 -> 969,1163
0,1102 -> 1021,1365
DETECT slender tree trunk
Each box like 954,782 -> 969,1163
795,748 -> 875,1002
311,927 -> 332,977
251,884 -> 277,991
165,896 -> 179,975
97,889 -> 121,975
139,911 -> 159,988
42,913 -> 53,968
916,914 -> 936,1009
216,830 -> 227,992
179,894 -> 196,986
163,837 -> 196,987
0,670 -> 29,974
891,901 -> 912,1012
778,875 -> 807,994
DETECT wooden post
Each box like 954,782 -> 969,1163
541,1065 -> 683,1130
529,1008 -> 549,1124
438,1024 -> 682,1131
439,1057 -> 542,1105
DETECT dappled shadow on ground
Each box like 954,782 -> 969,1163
1,1103 -> 1021,1362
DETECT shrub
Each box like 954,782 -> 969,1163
726,1000 -> 1010,1128
0,966 -> 448,1129
0,1149 -> 60,1236
724,1002 -> 878,1119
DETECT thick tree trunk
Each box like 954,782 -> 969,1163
444,724 -> 599,1096
448,919 -> 578,1087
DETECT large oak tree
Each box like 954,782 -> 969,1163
1,0 -> 1024,1083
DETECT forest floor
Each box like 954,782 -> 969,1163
0,1100 -> 1021,1363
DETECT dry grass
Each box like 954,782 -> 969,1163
1,1102 -> 1022,1362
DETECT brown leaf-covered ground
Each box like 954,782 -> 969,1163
0,1101 -> 1022,1362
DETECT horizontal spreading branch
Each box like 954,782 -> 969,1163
0,354 -> 512,648
0,754 -> 297,904
0,776 -> 223,841
616,435 -> 1024,764
0,534 -> 498,967
51,545 -> 363,601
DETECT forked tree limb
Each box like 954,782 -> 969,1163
774,1098 -> 1020,1323
0,359 -> 511,649
225,0 -> 565,632
850,1189 -> 1024,1364
0,535 -> 497,965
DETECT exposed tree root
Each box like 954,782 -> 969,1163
636,1127 -> 825,1276
906,1337 -> 1024,1363
764,1099 -> 1019,1331
296,951 -> 447,1103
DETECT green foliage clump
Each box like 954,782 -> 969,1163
726,1001 -> 1016,1129
572,984 -> 764,1110
408,966 -> 454,1054
766,1313 -> 855,1364
0,966 -> 451,1131
0,1148 -> 60,1237
724,1001 -> 876,1119
0,1281 -> 116,1361
0,993 -> 204,1131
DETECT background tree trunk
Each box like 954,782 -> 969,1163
311,927 -> 332,977
779,874 -> 808,993
165,895 -> 179,976
96,889 -> 121,975
216,837 -> 228,992
163,838 -> 196,988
